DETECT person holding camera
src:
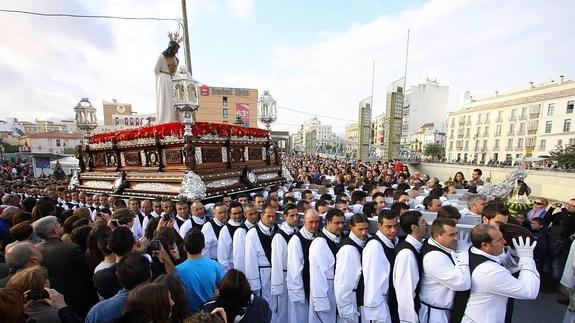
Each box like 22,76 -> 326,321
6,265 -> 82,322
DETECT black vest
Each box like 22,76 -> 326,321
190,216 -> 206,230
372,235 -> 400,323
316,230 -> 339,259
394,239 -> 423,314
175,215 -> 187,229
136,210 -> 145,226
275,227 -> 295,243
450,250 -> 495,323
420,240 -> 456,312
254,223 -> 278,264
294,231 -> 314,301
209,219 -> 224,239
226,222 -> 242,240
339,236 -> 366,307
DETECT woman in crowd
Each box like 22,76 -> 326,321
155,274 -> 190,323
527,197 -> 548,220
6,265 -> 81,322
453,171 -> 468,188
121,283 -> 175,323
202,269 -> 271,323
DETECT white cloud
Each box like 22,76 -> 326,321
225,0 -> 254,18
0,0 -> 573,135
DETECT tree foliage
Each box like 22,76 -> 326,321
0,139 -> 19,153
549,145 -> 575,169
424,143 -> 445,158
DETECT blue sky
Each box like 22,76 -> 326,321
0,0 -> 574,133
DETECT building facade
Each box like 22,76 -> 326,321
409,122 -> 446,158
401,79 -> 449,155
383,77 -> 405,160
445,76 -> 575,163
19,131 -> 85,154
197,86 -> 258,127
358,97 -> 372,160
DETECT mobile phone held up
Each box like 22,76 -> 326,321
25,289 -> 50,301
150,239 -> 161,252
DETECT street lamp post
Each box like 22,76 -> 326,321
172,67 -> 200,137
258,90 -> 277,130
74,98 -> 98,139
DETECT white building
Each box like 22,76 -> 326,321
19,131 -> 85,155
409,122 -> 446,158
445,76 -> 575,163
401,79 -> 449,153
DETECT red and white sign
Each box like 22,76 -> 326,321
236,103 -> 250,124
200,85 -> 209,96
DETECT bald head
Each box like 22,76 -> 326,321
303,208 -> 320,234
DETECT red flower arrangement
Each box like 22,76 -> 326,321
90,122 -> 269,144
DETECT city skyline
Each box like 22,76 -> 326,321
0,0 -> 574,133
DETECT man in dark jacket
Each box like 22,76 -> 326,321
33,216 -> 98,318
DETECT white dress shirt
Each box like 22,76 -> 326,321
393,234 -> 423,323
363,231 -> 397,322
463,247 -> 539,323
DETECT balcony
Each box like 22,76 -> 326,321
516,146 -> 524,151
458,121 -> 466,126
456,147 -> 463,151
466,121 -> 472,126
507,130 -> 516,136
505,146 -> 513,150
494,132 -> 501,137
530,113 -> 540,119
519,115 -> 528,120
476,120 -> 482,125
484,119 -> 491,124
492,146 -> 500,150
509,116 -> 517,121
457,134 -> 464,138
518,130 -> 525,136
496,117 -> 503,123
465,134 -> 470,138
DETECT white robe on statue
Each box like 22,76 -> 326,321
287,227 -> 315,323
154,54 -> 178,124
271,222 -> 297,323
309,228 -> 340,323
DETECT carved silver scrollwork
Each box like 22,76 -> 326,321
179,171 -> 207,201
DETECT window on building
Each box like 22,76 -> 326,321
223,120 -> 228,124
540,139 -> 546,150
564,119 -> 572,132
507,139 -> 513,149
223,108 -> 228,119
115,117 -> 120,125
449,141 -> 453,150
485,112 -> 490,122
567,100 -> 574,114
558,139 -> 563,147
54,139 -> 60,147
495,139 -> 500,149
495,125 -> 501,136
521,107 -> 528,118
475,127 -> 480,136
450,129 -> 454,139
483,140 -> 487,148
478,114 -> 482,123
475,140 -> 480,148
465,128 -> 470,137
548,103 -> 555,116
517,138 -> 523,148
130,118 -> 134,126
545,121 -> 552,133
569,138 -> 575,146
511,109 -> 516,118
519,123 -> 525,134
223,96 -> 228,106
497,111 -> 503,121
483,126 -> 489,136
124,117 -> 128,125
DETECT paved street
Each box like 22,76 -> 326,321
514,291 -> 567,323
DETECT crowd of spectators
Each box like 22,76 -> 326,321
0,154 -> 573,322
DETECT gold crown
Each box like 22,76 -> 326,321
168,31 -> 183,43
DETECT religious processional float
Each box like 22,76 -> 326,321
68,32 -> 291,202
